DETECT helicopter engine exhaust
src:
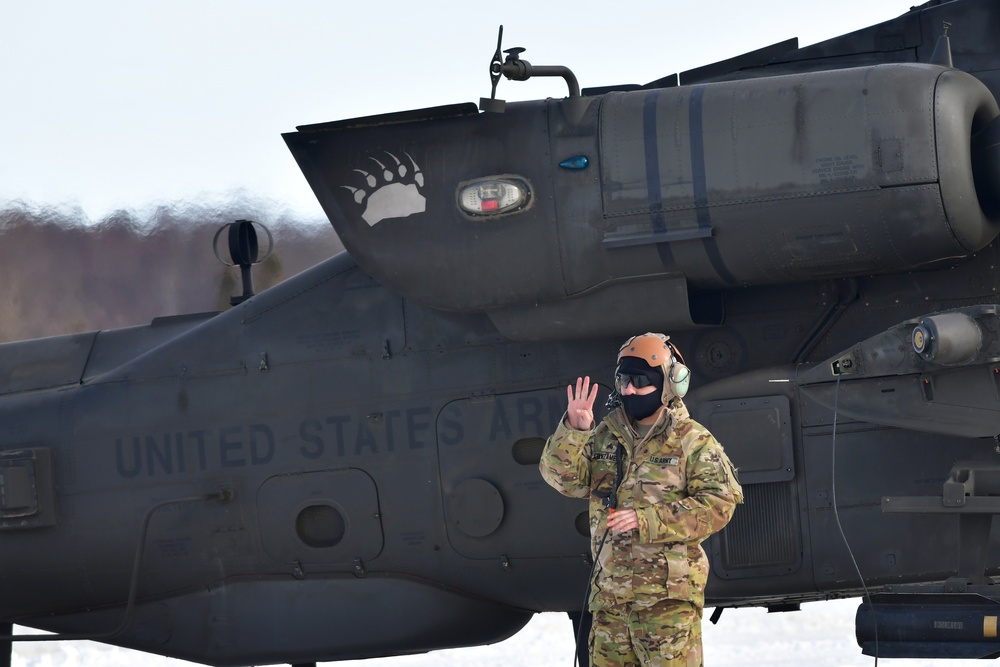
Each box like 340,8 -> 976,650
972,114 -> 1000,219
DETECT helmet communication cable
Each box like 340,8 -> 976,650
574,527 -> 610,667
574,439 -> 624,667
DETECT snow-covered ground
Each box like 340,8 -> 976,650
11,598 -> 966,666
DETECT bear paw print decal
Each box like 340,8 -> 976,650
342,152 -> 425,226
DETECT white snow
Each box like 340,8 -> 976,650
12,598 -> 967,666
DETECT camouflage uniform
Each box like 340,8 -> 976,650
540,401 -> 742,667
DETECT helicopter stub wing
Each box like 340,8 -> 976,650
797,305 -> 1000,438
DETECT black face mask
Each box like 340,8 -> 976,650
615,357 -> 664,421
620,391 -> 663,421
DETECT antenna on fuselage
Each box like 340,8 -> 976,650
213,219 -> 274,306
930,21 -> 953,67
479,24 -> 581,114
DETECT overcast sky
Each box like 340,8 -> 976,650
0,0 -> 917,223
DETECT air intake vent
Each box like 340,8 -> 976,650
717,481 -> 801,577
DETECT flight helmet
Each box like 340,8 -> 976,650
616,332 -> 691,404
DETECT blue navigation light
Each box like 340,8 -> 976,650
559,156 -> 589,170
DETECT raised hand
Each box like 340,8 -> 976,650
566,376 -> 599,431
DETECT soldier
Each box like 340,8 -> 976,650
540,332 -> 743,667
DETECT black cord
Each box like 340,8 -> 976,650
575,440 -> 624,667
829,372 -> 878,665
573,527 -> 611,667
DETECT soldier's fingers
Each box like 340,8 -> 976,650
608,510 -> 635,532
566,383 -> 574,405
587,382 -> 599,406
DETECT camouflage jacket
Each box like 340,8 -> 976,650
539,402 -> 743,611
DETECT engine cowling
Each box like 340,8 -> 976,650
285,63 -> 1000,340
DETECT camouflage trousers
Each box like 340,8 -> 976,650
590,599 -> 702,667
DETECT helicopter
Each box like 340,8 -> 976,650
4,0 -> 1000,665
